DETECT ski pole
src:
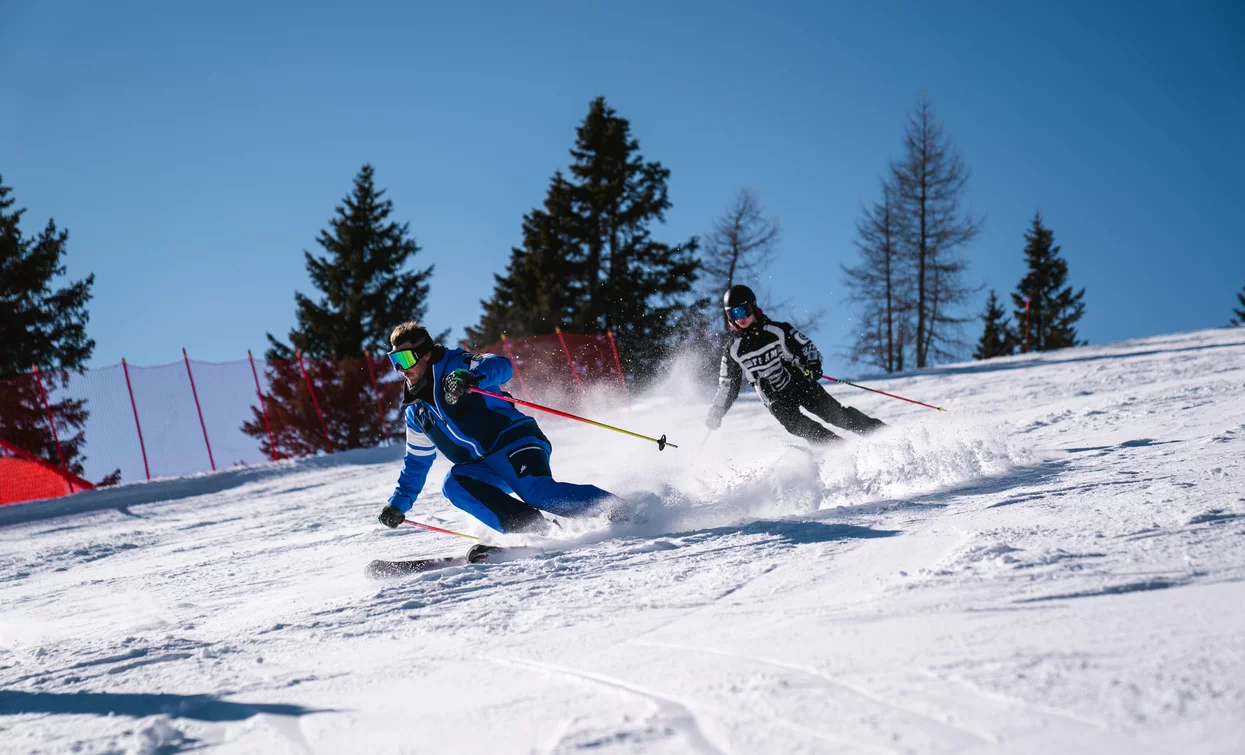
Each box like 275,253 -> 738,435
468,387 -> 678,450
821,375 -> 945,412
403,518 -> 479,540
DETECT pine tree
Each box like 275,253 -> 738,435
567,98 -> 700,377
890,93 -> 982,367
243,164 -> 434,457
973,290 -> 1012,360
268,164 -> 432,360
465,174 -> 580,345
1010,211 -> 1086,352
843,179 -> 910,372
0,179 -> 95,379
0,176 -> 115,482
1232,279 -> 1245,326
471,98 -> 699,381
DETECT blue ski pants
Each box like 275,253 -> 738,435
442,436 -> 615,533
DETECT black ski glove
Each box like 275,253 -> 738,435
443,369 -> 482,405
378,505 -> 406,528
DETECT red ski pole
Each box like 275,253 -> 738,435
469,387 -> 677,450
821,375 -> 945,412
403,518 -> 479,540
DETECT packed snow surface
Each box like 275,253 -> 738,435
2,327 -> 1244,754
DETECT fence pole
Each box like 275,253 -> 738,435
121,358 -> 151,481
555,327 -> 585,394
363,349 -> 389,445
248,350 -> 278,462
605,328 -> 631,406
296,348 -> 334,454
31,364 -> 73,493
500,335 -> 532,400
182,348 -> 216,471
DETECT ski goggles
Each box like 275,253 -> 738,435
386,348 -> 422,371
726,304 -> 751,321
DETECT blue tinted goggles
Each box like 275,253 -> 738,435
727,304 -> 751,321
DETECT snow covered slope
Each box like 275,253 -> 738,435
2,327 -> 1243,754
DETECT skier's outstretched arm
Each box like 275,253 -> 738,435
378,415 -> 437,527
706,350 -> 742,429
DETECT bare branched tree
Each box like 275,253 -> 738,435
842,180 -> 911,372
890,93 -> 982,367
700,188 -> 781,324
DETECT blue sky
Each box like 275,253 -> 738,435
2,0 -> 1243,371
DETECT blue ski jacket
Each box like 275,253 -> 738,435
386,347 -> 543,512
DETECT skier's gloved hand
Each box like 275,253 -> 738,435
805,361 -> 822,381
705,412 -> 722,430
443,369 -> 482,405
378,505 -> 406,528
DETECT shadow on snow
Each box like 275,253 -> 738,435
0,689 -> 331,722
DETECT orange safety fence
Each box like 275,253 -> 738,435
0,332 -> 626,506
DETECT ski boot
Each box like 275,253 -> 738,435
467,544 -> 502,563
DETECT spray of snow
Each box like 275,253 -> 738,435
816,417 -> 1035,508
517,357 -> 1037,546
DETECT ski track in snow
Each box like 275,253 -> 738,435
2,327 -> 1245,753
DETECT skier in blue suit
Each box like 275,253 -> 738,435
376,321 -> 618,549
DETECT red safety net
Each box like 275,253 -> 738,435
0,332 -> 627,506
0,458 -> 71,502
0,435 -> 96,506
475,332 -> 627,407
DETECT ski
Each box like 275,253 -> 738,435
365,556 -> 465,579
365,544 -> 508,579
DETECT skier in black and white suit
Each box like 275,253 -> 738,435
706,285 -> 885,444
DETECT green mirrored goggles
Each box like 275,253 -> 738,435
387,349 -> 420,370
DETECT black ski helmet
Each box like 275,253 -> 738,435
723,284 -> 757,311
723,284 -> 761,331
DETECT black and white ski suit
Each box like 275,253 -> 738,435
708,318 -> 884,443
